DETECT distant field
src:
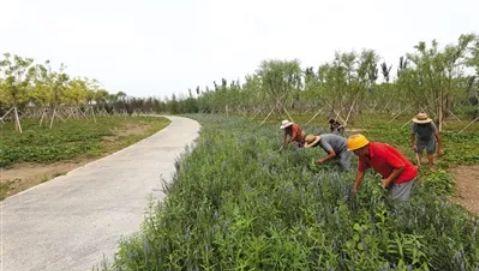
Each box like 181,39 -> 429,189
0,116 -> 170,167
0,115 -> 170,199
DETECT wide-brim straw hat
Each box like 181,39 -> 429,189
280,120 -> 294,129
412,112 -> 432,124
304,134 -> 321,148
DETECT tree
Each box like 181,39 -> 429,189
0,53 -> 35,132
399,34 -> 476,131
257,59 -> 302,113
380,62 -> 392,83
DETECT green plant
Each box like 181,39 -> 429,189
103,115 -> 479,271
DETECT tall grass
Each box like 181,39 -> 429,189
105,115 -> 479,270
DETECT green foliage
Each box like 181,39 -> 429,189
0,116 -> 170,167
104,115 -> 479,271
423,170 -> 455,195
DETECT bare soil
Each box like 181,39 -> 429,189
451,165 -> 479,214
0,160 -> 89,199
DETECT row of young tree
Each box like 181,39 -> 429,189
0,53 -> 161,132
2,33 -> 479,132
163,33 -> 479,131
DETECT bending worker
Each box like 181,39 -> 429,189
304,133 -> 351,170
347,134 -> 418,201
280,120 -> 305,149
410,112 -> 442,168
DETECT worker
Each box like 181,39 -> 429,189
410,112 -> 442,168
304,133 -> 351,170
280,120 -> 305,149
347,134 -> 418,201
329,118 -> 344,135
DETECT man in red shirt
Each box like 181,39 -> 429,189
347,134 -> 418,201
280,120 -> 305,149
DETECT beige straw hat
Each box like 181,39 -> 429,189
304,134 -> 321,148
412,112 -> 433,124
280,120 -> 294,129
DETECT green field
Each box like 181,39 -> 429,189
0,116 -> 170,168
104,114 -> 479,271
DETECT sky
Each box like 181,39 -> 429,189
1,0 -> 477,98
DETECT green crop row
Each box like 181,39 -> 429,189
0,116 -> 170,167
104,115 -> 478,270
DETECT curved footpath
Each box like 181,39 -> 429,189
0,116 -> 200,271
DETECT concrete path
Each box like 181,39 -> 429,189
0,116 -> 200,271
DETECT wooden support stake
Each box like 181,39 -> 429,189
49,108 -> 56,129
14,107 -> 23,133
305,107 -> 324,126
259,107 -> 274,126
282,106 -> 294,122
459,116 -> 479,134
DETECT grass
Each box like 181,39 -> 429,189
0,180 -> 13,200
0,116 -> 170,168
104,114 -> 479,270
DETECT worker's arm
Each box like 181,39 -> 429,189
352,170 -> 365,196
317,142 -> 336,164
410,133 -> 417,152
381,167 -> 404,189
283,132 -> 289,147
410,123 -> 417,152
382,150 -> 406,188
435,130 -> 443,155
317,149 -> 336,164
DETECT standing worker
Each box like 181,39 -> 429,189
304,133 -> 351,170
280,120 -> 305,149
347,134 -> 418,202
329,118 -> 345,135
410,112 -> 442,168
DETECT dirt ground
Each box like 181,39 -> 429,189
0,160 -> 90,199
451,165 -> 479,214
0,122 -> 156,200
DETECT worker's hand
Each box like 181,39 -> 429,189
315,159 -> 324,165
412,145 -> 417,152
380,179 -> 390,189
351,187 -> 358,197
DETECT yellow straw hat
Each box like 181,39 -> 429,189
347,134 -> 370,151
304,134 -> 321,148
412,112 -> 432,124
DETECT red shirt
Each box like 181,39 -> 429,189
288,124 -> 304,143
358,142 -> 417,184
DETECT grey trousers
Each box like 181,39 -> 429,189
337,151 -> 352,171
389,179 -> 415,201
